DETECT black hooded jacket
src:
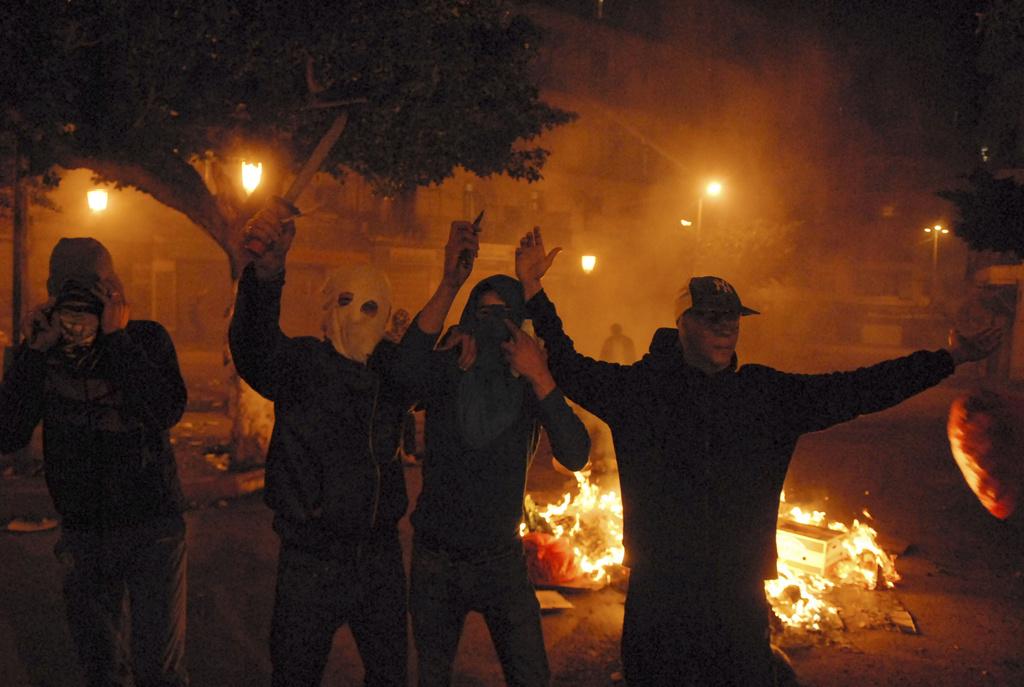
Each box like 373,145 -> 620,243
229,265 -> 409,552
0,325 -> 186,531
0,238 -> 186,531
398,276 -> 590,554
527,290 -> 955,585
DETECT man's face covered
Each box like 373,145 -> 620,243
54,280 -> 103,352
458,276 -> 527,367
321,264 -> 392,363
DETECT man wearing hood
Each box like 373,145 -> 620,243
0,237 -> 189,686
514,228 -> 1002,686
229,200 -> 410,687
398,221 -> 591,686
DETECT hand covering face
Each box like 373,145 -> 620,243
455,275 -> 527,449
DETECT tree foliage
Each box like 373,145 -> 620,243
939,169 -> 1024,258
976,0 -> 1024,166
1,0 -> 573,268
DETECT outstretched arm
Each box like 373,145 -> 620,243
777,327 -> 1003,435
517,227 -> 630,420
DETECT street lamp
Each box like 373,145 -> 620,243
581,255 -> 597,274
241,161 -> 263,195
696,180 -> 723,243
923,224 -> 949,299
87,189 -> 108,212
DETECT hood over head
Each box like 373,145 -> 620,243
47,237 -> 122,304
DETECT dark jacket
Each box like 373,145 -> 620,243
0,322 -> 187,531
527,290 -> 955,585
398,315 -> 590,555
228,265 -> 409,552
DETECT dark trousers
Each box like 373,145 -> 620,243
409,540 -> 549,687
269,532 -> 408,687
55,519 -> 188,687
621,567 -> 775,687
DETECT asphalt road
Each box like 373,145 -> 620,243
1,384 -> 1022,686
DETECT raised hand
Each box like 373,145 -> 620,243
501,320 -> 555,399
442,221 -> 480,290
21,299 -> 60,351
437,326 -> 478,372
242,196 -> 298,280
515,227 -> 561,299
949,326 -> 1003,366
92,278 -> 130,334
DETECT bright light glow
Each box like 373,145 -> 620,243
581,255 -> 597,274
680,219 -> 693,227
241,161 -> 263,195
706,181 -> 723,197
924,227 -> 931,233
87,189 -> 108,212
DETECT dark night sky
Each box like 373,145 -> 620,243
538,0 -> 989,167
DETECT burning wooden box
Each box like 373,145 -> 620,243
775,520 -> 846,577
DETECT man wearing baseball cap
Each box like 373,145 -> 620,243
513,228 -> 1001,686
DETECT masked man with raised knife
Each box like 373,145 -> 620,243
229,198 -> 411,687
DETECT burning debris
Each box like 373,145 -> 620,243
523,480 -> 905,635
522,471 -> 626,588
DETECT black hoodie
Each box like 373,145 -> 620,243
398,275 -> 590,555
229,265 -> 410,552
527,289 -> 956,585
0,238 -> 186,531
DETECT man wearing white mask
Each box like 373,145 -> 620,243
229,199 -> 410,687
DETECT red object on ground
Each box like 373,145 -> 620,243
522,532 -> 581,586
947,390 -> 1024,520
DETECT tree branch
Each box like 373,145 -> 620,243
56,151 -> 240,260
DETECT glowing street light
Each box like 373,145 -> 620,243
87,189 -> 108,212
696,180 -> 724,241
581,255 -> 597,274
924,224 -> 950,299
241,161 -> 263,195
679,219 -> 693,227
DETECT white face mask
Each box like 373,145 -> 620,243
321,264 -> 392,364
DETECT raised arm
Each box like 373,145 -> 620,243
502,320 -> 590,471
227,198 -> 306,401
396,220 -> 480,396
516,227 -> 630,420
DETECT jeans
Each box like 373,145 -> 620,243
55,519 -> 188,687
621,567 -> 775,687
269,532 -> 408,687
410,540 -> 549,687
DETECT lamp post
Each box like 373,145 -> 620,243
924,224 -> 949,299
581,255 -> 597,274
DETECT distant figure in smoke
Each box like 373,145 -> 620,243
398,220 -> 590,686
600,323 -> 636,365
0,237 -> 189,686
229,199 -> 411,687
514,227 -> 1002,687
